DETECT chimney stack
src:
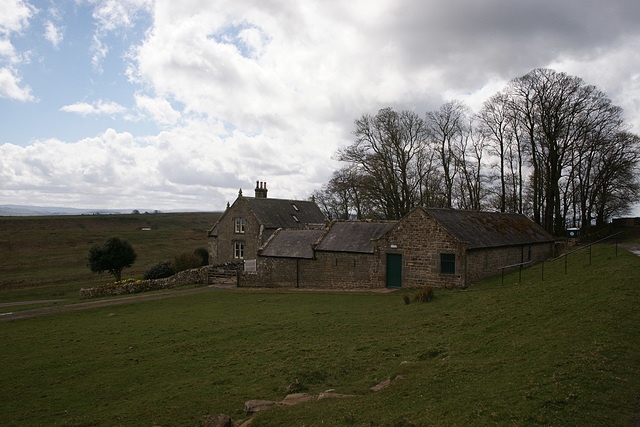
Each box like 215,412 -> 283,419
255,181 -> 268,198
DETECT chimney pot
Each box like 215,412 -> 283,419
255,180 -> 268,198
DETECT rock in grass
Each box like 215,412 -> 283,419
280,393 -> 314,406
317,393 -> 359,400
244,400 -> 279,415
203,413 -> 232,427
370,378 -> 391,392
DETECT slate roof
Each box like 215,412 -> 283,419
246,198 -> 327,229
423,208 -> 554,249
259,228 -> 326,259
315,220 -> 396,254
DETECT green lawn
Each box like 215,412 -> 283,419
1,243 -> 639,426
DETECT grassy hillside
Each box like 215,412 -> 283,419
0,212 -> 220,303
0,243 -> 638,426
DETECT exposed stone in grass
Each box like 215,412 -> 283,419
280,393 -> 314,406
203,413 -> 232,427
317,392 -> 359,400
370,377 -> 391,392
244,400 -> 279,415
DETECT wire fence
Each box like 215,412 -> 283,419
499,231 -> 625,285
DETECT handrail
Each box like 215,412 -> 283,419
547,231 -> 624,262
498,231 -> 625,284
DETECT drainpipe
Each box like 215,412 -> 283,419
296,258 -> 300,288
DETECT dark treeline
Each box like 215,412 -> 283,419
313,68 -> 640,235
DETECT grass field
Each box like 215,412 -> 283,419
1,239 -> 639,426
0,212 -> 220,304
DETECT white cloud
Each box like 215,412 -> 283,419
548,38 -> 640,133
44,20 -> 63,48
0,39 -> 18,61
89,0 -> 152,32
85,0 -> 152,70
134,93 -> 181,126
0,66 -> 34,101
0,1 -> 36,101
60,100 -> 127,116
0,0 -> 35,35
3,0 -> 640,211
90,34 -> 108,71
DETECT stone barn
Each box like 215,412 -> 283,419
374,207 -> 555,288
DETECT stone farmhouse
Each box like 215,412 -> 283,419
207,182 -> 328,265
209,183 -> 555,289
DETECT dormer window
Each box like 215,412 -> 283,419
234,217 -> 245,234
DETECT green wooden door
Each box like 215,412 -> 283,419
386,253 -> 402,288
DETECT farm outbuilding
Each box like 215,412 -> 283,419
373,207 -> 555,289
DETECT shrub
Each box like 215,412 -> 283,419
402,294 -> 411,305
143,261 -> 174,280
173,252 -> 203,273
87,236 -> 137,282
414,286 -> 434,302
194,247 -> 209,266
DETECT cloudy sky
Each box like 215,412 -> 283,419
1,0 -> 640,212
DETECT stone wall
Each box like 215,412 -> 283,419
238,257 -> 298,288
238,252 -> 383,289
298,252 -> 382,289
466,242 -> 554,283
80,267 -> 209,299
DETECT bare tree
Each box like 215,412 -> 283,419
321,68 -> 639,229
503,68 -> 640,233
590,131 -> 640,227
456,119 -> 487,210
339,108 -> 429,219
478,92 -> 525,212
426,101 -> 469,208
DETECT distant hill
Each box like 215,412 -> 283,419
0,205 -> 204,217
0,205 -> 129,216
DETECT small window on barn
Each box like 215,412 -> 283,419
292,203 -> 299,211
440,253 -> 455,274
292,214 -> 300,222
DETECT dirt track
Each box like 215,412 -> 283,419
0,286 -> 226,323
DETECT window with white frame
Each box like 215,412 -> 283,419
234,217 -> 245,234
233,241 -> 245,259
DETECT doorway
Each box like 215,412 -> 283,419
386,253 -> 402,288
